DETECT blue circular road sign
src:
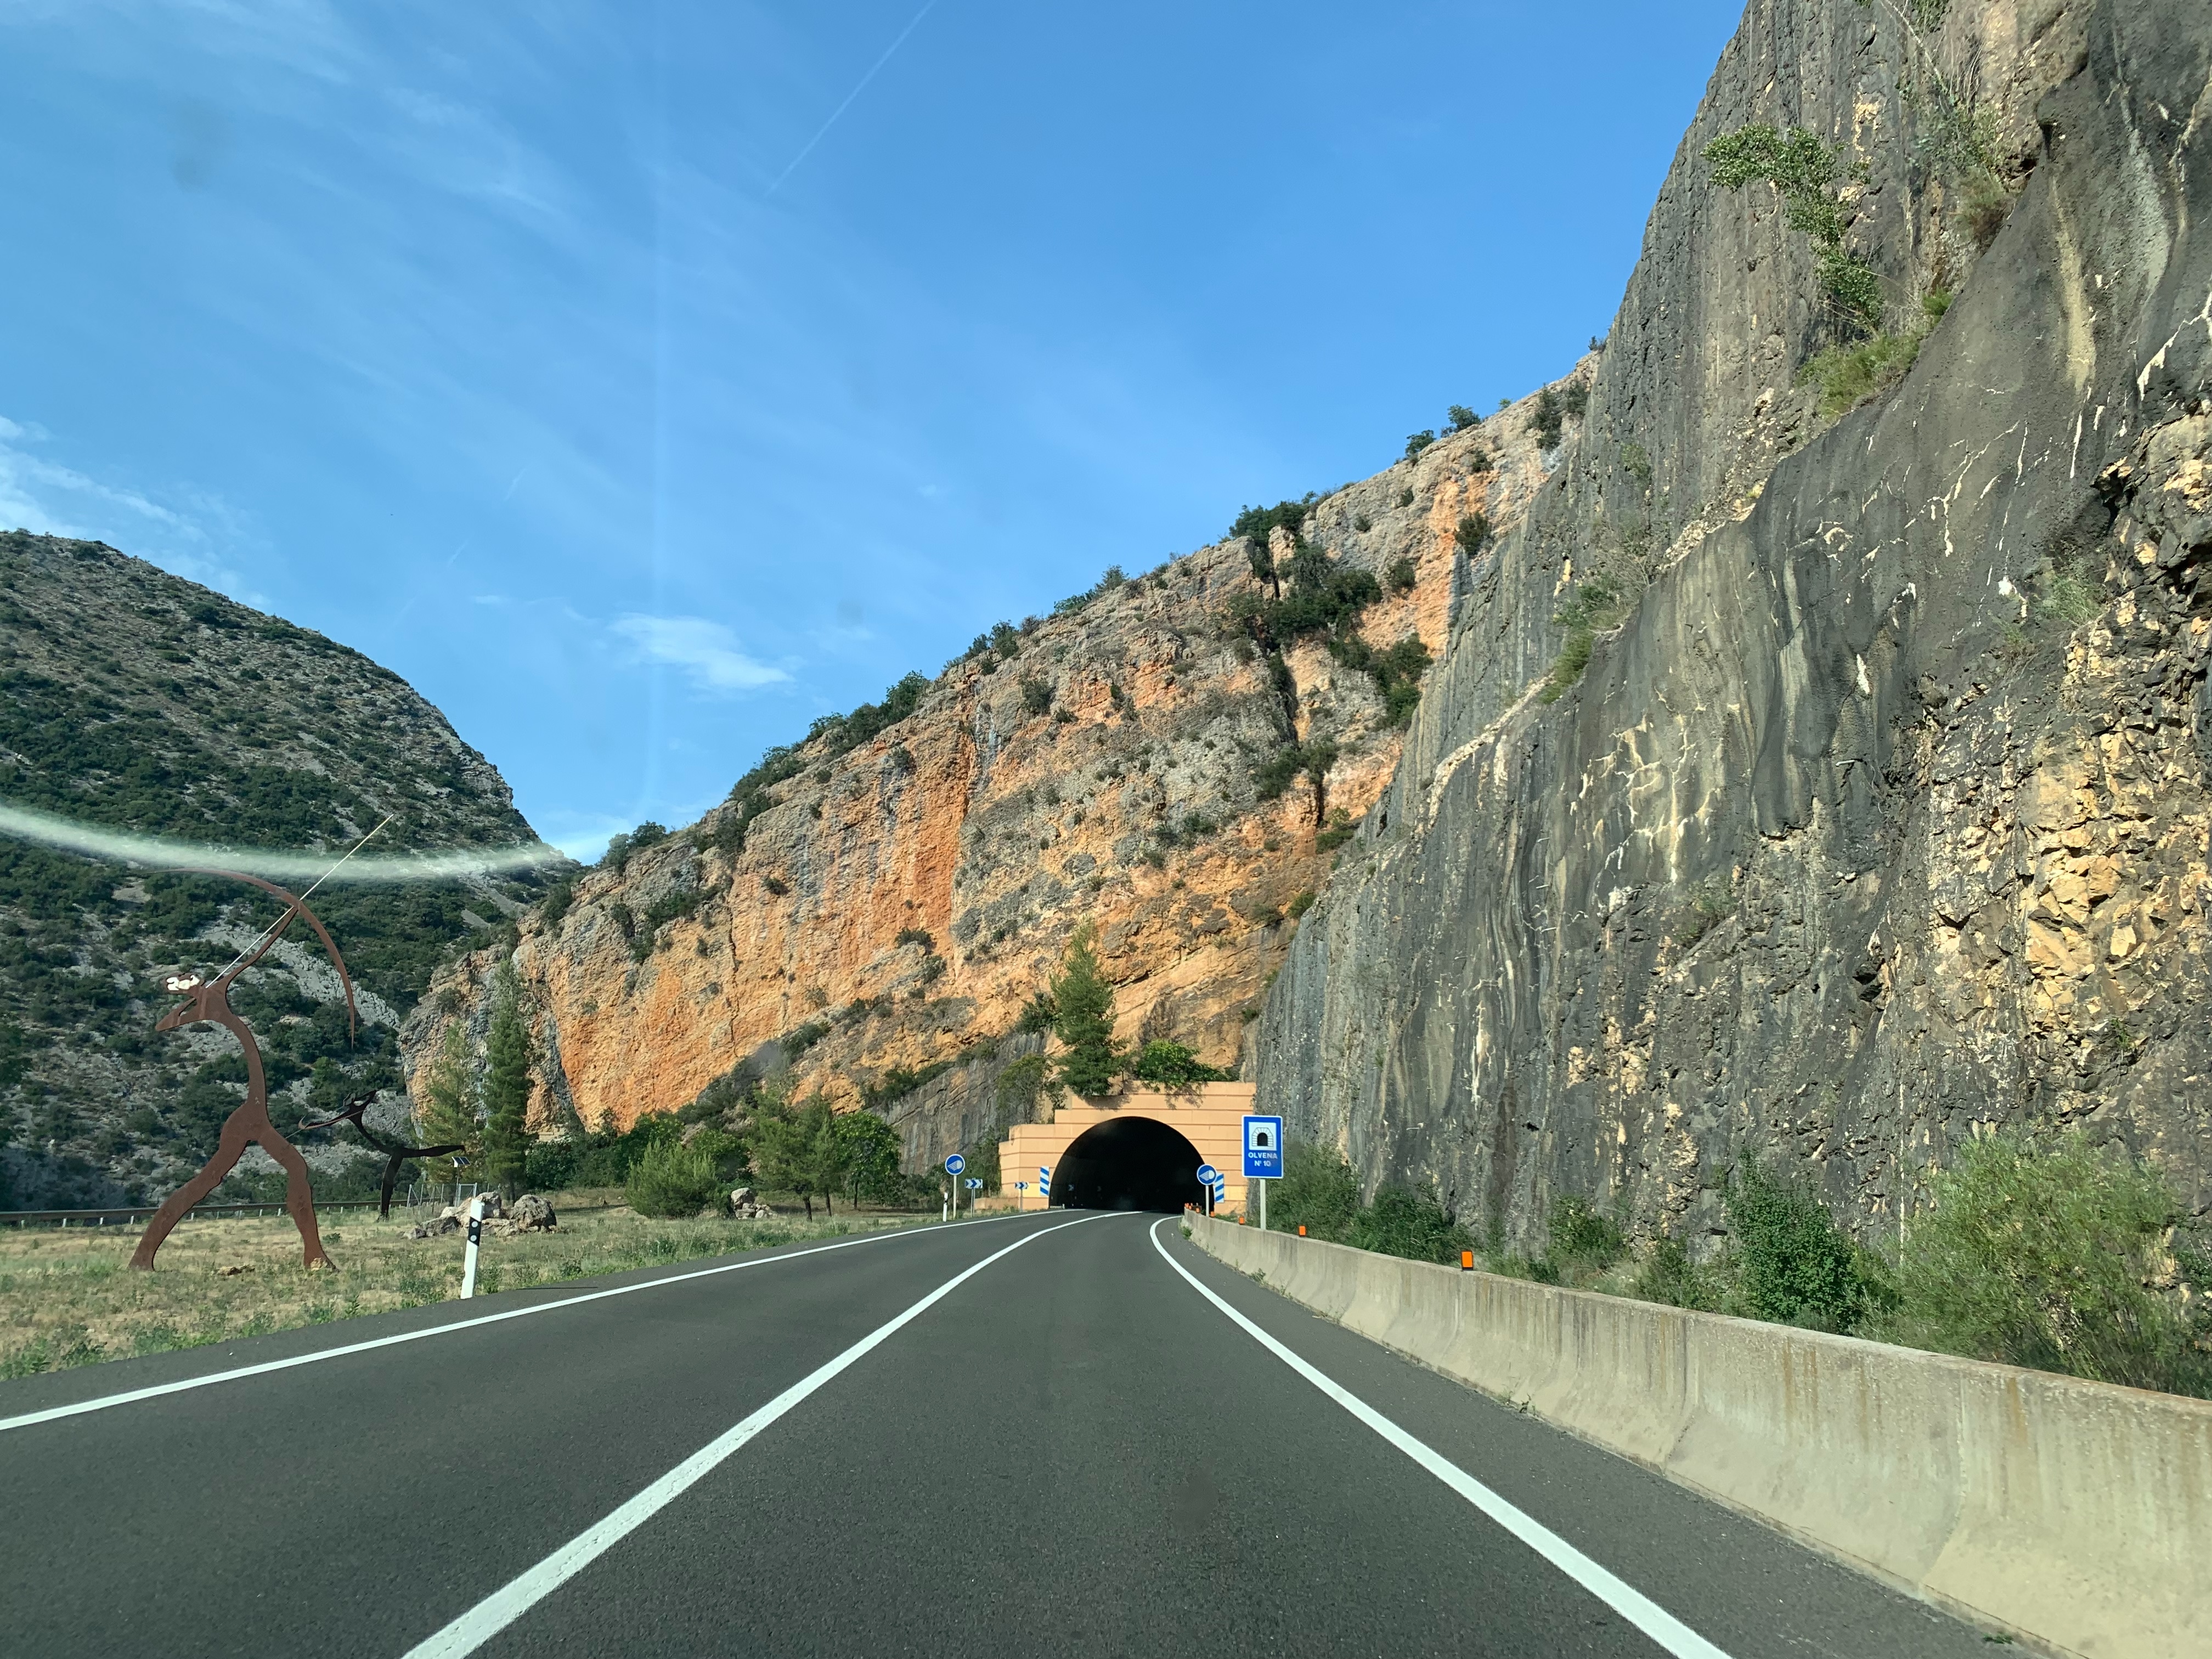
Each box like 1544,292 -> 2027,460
1195,1164 -> 1218,1184
944,1153 -> 966,1175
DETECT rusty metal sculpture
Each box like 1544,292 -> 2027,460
298,1092 -> 464,1220
129,872 -> 360,1271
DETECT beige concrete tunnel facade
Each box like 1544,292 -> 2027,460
996,1081 -> 1256,1211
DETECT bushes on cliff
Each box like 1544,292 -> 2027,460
1881,1131 -> 2212,1396
1126,1040 -> 1234,1087
1329,631 -> 1430,726
994,1052 -> 1057,1122
1798,289 -> 1952,420
1705,123 -> 1882,334
1538,574 -> 1626,704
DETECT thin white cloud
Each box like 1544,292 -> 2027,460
612,613 -> 791,693
0,414 -> 258,598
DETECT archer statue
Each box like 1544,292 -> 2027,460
131,872 -> 362,1272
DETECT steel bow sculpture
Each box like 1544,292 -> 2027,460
129,871 -> 362,1272
297,1092 -> 465,1221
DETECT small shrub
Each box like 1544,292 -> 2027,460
762,874 -> 790,896
1538,574 -> 1624,703
1632,1235 -> 1722,1311
1466,448 -> 1493,474
1453,514 -> 1490,557
894,925 -> 934,951
1959,172 -> 2012,250
625,1139 -> 726,1218
1446,404 -> 1479,432
1350,1184 -> 1473,1265
1272,1141 -> 1360,1241
1286,890 -> 1316,919
1126,1040 -> 1234,1086
2036,562 -> 2101,627
1883,1131 -> 2210,1395
1396,488 -> 1414,509
1724,1158 -> 1892,1332
1546,1196 -> 1625,1273
1404,430 -> 1436,461
1671,877 -> 1735,947
1353,513 -> 1373,533
1385,556 -> 1415,592
1019,678 -> 1053,717
1315,826 -> 1354,853
1799,326 -> 1926,420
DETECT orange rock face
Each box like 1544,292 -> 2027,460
403,383 -> 1579,1144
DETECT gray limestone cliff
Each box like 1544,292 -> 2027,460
1256,0 -> 2212,1249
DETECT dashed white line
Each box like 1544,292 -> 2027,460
400,1212 -> 1105,1659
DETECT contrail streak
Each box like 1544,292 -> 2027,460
766,0 -> 939,195
0,798 -> 568,884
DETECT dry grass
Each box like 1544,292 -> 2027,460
0,1192 -> 930,1380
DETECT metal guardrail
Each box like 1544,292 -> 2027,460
2,1200 -> 392,1229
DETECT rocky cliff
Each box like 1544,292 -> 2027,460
1257,0 -> 2212,1247
404,396 -> 1575,1165
0,535 -> 552,1206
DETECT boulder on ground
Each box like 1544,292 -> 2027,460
407,1214 -> 460,1239
510,1193 -> 557,1232
729,1187 -> 774,1219
438,1192 -> 504,1224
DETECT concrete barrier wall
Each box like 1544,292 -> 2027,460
1187,1215 -> 2212,1659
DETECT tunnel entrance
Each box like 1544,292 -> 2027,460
1052,1114 -> 1205,1212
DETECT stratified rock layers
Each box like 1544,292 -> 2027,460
1257,0 -> 2212,1244
406,410 -> 1567,1164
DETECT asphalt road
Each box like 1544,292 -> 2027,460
0,1210 -> 1994,1657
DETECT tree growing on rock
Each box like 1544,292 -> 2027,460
1049,924 -> 1121,1097
414,1019 -> 483,1182
479,963 -> 534,1198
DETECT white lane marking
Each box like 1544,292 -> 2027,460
0,1212 -> 1032,1435
401,1212 -> 1105,1659
1149,1220 -> 1734,1659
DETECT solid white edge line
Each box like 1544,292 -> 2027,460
0,1211 -> 1034,1434
1149,1219 -> 1734,1659
400,1212 -> 1107,1659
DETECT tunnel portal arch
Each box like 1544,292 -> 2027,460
1052,1114 -> 1205,1212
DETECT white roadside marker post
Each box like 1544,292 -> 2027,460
460,1194 -> 486,1298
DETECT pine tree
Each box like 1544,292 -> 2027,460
479,964 -> 534,1198
414,1020 -> 483,1182
1049,924 -> 1121,1097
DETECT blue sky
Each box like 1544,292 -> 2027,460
0,0 -> 1742,860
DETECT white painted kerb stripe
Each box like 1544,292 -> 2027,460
402,1212 -> 1102,1659
0,1212 -> 1027,1435
1148,1220 -> 1734,1659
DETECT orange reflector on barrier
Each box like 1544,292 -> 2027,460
1460,1250 -> 1474,1271
1297,1224 -> 1307,1236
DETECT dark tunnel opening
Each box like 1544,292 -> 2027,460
1052,1114 -> 1205,1213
